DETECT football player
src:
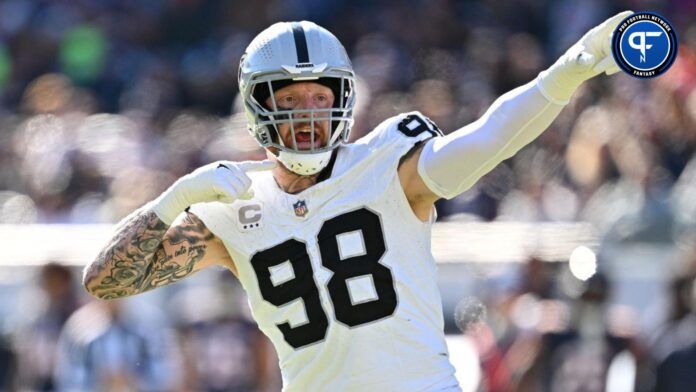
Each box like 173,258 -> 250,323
84,11 -> 633,391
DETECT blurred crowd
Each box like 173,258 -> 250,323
1,263 -> 281,391
0,0 -> 693,231
448,251 -> 696,392
2,254 -> 696,391
0,0 -> 695,391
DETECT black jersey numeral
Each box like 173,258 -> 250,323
250,208 -> 396,349
250,239 -> 329,348
318,209 -> 396,327
397,113 -> 443,138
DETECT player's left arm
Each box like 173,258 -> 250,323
400,11 -> 633,213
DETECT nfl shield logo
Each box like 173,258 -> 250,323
293,200 -> 308,217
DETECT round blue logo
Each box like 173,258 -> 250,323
611,12 -> 677,78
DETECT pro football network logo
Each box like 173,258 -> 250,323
611,12 -> 677,78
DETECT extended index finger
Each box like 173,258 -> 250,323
600,10 -> 634,35
591,10 -> 634,60
237,160 -> 277,172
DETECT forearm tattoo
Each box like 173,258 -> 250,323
84,209 -> 213,299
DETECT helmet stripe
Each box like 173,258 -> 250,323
291,22 -> 310,63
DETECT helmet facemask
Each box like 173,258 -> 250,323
245,74 -> 355,175
238,21 -> 357,176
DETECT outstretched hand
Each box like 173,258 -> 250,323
537,11 -> 634,104
565,10 -> 634,77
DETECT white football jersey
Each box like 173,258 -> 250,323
189,112 -> 460,392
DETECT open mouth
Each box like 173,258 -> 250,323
293,130 -> 323,150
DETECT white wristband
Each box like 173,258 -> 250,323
150,183 -> 190,226
536,67 -> 580,105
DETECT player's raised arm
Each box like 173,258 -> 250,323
83,160 -> 275,299
402,11 -> 632,203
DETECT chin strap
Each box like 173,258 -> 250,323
277,150 -> 333,175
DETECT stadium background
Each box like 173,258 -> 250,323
0,0 -> 695,390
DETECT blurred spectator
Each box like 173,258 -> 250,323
172,272 -> 279,392
179,318 -> 275,392
649,266 -> 696,391
495,258 -> 560,390
54,299 -> 182,391
450,258 -> 559,392
654,340 -> 696,392
14,262 -> 80,391
650,272 -> 696,363
0,331 -> 16,390
470,322 -> 515,392
517,273 -> 647,392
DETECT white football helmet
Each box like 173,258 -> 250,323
238,21 -> 356,176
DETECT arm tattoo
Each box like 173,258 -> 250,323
83,209 -> 214,300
